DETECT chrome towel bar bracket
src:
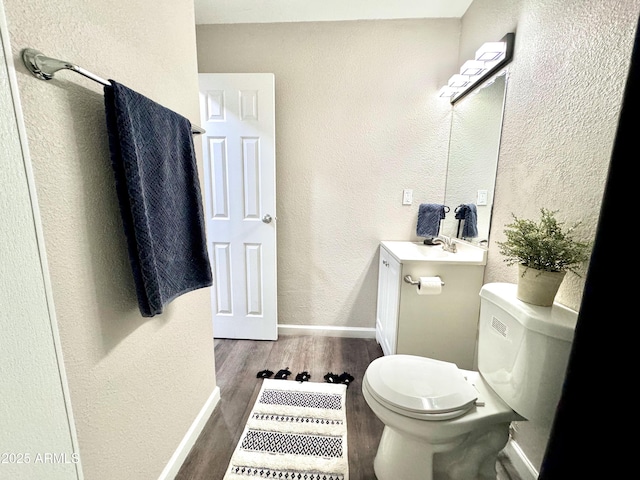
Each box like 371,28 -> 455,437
21,48 -> 206,135
23,48 -> 110,85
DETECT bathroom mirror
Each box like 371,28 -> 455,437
440,69 -> 508,245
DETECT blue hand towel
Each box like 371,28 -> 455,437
104,80 -> 212,317
462,203 -> 478,238
416,203 -> 446,237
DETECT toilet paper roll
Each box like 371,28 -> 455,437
417,276 -> 442,295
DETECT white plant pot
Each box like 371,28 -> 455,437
516,264 -> 566,307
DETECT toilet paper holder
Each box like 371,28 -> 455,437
404,275 -> 445,286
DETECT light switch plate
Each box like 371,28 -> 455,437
402,189 -> 413,205
477,189 -> 488,205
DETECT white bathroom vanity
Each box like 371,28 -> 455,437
375,240 -> 487,370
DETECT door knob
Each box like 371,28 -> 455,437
262,214 -> 273,224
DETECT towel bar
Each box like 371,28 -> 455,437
21,48 -> 206,135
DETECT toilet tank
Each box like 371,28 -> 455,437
477,283 -> 577,425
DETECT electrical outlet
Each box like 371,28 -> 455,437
402,189 -> 413,205
477,189 -> 488,205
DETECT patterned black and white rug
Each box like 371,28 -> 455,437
223,378 -> 348,480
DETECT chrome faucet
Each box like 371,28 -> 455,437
433,235 -> 457,253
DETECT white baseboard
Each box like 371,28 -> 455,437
158,386 -> 221,480
278,324 -> 376,338
503,438 -> 538,480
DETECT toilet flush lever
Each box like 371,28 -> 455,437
465,377 -> 485,407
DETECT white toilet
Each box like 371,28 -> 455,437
362,282 -> 577,480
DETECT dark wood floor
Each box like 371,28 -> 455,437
175,336 -> 521,480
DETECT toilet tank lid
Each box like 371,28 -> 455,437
480,283 -> 578,342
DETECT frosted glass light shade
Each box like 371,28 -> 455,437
460,60 -> 486,76
448,74 -> 471,88
475,42 -> 507,61
438,86 -> 459,98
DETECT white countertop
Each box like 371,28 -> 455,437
381,240 -> 487,265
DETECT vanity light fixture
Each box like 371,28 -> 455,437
439,32 -> 515,104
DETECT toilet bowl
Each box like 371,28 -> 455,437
362,355 -> 522,480
363,282 -> 577,480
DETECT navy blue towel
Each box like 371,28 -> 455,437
462,203 -> 478,238
416,203 -> 446,237
104,80 -> 212,317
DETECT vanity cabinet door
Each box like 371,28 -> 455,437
376,246 -> 401,355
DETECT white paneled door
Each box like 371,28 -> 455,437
198,73 -> 277,340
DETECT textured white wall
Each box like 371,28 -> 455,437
463,0 -> 640,312
3,1 -> 215,479
461,0 -> 640,471
197,19 -> 459,328
0,4 -> 78,478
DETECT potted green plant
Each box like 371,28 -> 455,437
496,208 -> 591,306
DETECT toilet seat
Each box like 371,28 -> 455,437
364,354 -> 479,421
